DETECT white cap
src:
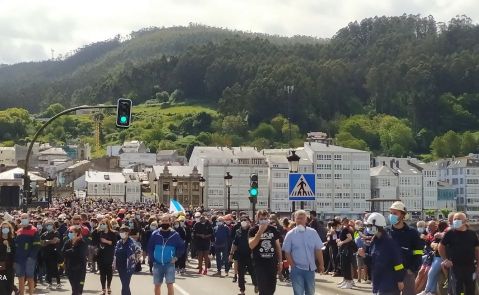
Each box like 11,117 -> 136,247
194,212 -> 201,218
390,201 -> 407,213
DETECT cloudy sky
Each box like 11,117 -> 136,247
0,0 -> 477,64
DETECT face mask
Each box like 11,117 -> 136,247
21,219 -> 29,226
1,228 -> 9,234
259,219 -> 270,225
336,226 -> 342,231
241,221 -> 248,228
195,218 -> 200,222
453,220 -> 463,229
297,225 -> 306,232
389,214 -> 399,225
225,221 -> 231,225
161,224 -> 170,230
217,222 -> 224,226
100,224 -> 107,230
46,225 -> 53,231
136,215 -> 141,220
59,220 -> 64,224
150,225 -> 157,230
180,221 -> 185,226
173,224 -> 179,229
120,232 -> 127,239
68,232 -> 75,240
417,227 -> 425,233
354,226 -> 360,231
37,225 -> 43,231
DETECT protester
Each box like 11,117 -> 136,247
148,214 -> 185,295
213,216 -> 231,276
439,212 -> 479,295
337,217 -> 354,289
115,225 -> 141,295
97,218 -> 117,295
40,219 -> 61,290
0,221 -> 15,295
193,213 -> 212,275
283,210 -> 324,295
249,210 -> 282,295
62,225 -> 87,295
14,213 -> 41,295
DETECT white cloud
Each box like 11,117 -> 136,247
0,0 -> 478,64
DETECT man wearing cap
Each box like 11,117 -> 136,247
388,201 -> 424,295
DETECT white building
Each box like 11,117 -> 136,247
438,156 -> 479,216
0,147 -> 16,166
305,142 -> 371,219
189,147 -> 269,211
261,148 -> 313,213
370,163 -> 399,213
85,171 -> 141,202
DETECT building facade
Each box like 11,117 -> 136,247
85,171 -> 141,202
189,147 -> 269,211
304,142 -> 371,219
149,165 -> 202,208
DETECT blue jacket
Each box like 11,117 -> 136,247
213,225 -> 230,248
147,229 -> 185,265
14,225 -> 41,264
368,234 -> 405,293
115,237 -> 141,275
388,224 -> 424,272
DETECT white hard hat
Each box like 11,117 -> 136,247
194,212 -> 201,217
390,201 -> 407,213
367,212 -> 387,227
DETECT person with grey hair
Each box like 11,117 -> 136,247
283,210 -> 324,295
439,212 -> 479,295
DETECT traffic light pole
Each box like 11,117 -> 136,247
22,105 -> 116,212
249,197 -> 257,223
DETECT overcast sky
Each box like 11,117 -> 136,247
0,0 -> 477,64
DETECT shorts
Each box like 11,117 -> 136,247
356,255 -> 365,268
153,263 -> 175,285
14,257 -> 36,278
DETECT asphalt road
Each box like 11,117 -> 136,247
27,260 -> 371,295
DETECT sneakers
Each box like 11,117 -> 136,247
417,292 -> 434,295
56,283 -> 62,289
337,280 -> 345,286
339,280 -> 354,289
213,271 -> 221,276
48,284 -> 54,290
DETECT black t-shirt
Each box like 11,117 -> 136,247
339,227 -> 352,249
41,230 -> 60,255
97,231 -> 117,265
248,225 -> 280,263
233,228 -> 252,259
441,229 -> 479,268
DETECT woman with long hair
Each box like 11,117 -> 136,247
62,226 -> 87,295
0,221 -> 15,295
96,218 -> 117,295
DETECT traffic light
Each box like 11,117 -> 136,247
249,173 -> 258,198
116,98 -> 132,128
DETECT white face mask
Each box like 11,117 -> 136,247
241,221 -> 248,228
217,221 -> 224,226
195,218 -> 200,222
120,232 -> 127,239
296,225 -> 306,232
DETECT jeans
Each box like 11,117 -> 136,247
215,246 -> 230,272
340,248 -> 352,280
118,270 -> 132,295
238,258 -> 257,292
290,266 -> 315,295
425,257 -> 442,292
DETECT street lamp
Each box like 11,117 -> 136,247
287,150 -> 301,212
45,176 -> 54,206
224,172 -> 233,213
199,176 -> 206,207
124,180 -> 127,203
108,183 -> 111,200
172,177 -> 178,201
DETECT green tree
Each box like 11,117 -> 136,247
461,131 -> 477,155
222,115 -> 247,136
251,123 -> 277,140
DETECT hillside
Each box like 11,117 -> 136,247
2,15 -> 479,159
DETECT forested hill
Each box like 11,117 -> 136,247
0,24 -> 323,110
2,15 -> 479,158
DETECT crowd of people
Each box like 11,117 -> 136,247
0,196 -> 478,295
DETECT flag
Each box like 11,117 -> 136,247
169,199 -> 185,213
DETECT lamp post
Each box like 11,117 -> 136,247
124,180 -> 127,203
45,176 -> 54,206
154,177 -> 159,204
108,183 -> 111,200
172,177 -> 178,201
199,176 -> 206,207
224,172 -> 233,213
287,150 -> 301,212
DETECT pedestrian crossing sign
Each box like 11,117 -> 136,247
289,173 -> 316,201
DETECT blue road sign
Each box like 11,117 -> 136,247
289,173 -> 316,201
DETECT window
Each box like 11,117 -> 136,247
334,154 -> 342,161
163,183 -> 170,191
334,174 -> 342,179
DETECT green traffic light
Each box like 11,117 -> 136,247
120,116 -> 127,123
250,188 -> 258,197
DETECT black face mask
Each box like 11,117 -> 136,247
161,224 -> 170,230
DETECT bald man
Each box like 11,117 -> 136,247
439,212 -> 479,295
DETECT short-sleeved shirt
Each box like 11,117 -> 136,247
249,225 -> 280,263
282,227 -> 323,271
441,229 -> 479,269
